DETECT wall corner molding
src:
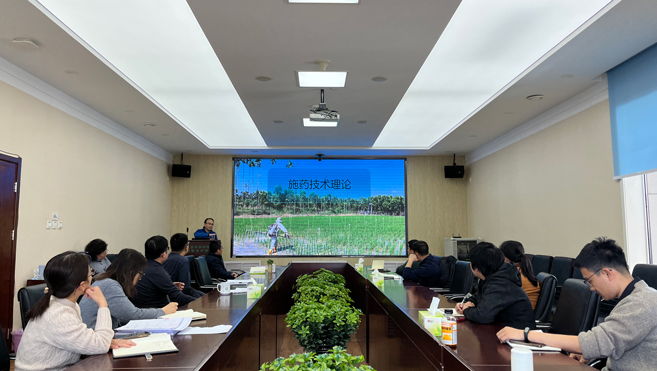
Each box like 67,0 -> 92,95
466,78 -> 609,165
0,56 -> 173,163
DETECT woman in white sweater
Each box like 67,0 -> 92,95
80,248 -> 178,328
16,251 -> 134,371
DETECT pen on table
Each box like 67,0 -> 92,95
458,293 -> 472,309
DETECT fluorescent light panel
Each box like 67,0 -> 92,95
303,118 -> 338,127
374,0 -> 614,148
289,0 -> 358,3
31,0 -> 266,148
297,71 -> 347,88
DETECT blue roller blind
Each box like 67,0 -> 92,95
608,42 -> 657,179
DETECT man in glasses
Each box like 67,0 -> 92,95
498,238 -> 657,371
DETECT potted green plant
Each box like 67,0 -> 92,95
286,298 -> 362,353
260,347 -> 375,371
267,259 -> 275,272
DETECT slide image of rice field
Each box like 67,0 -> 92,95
233,215 -> 406,256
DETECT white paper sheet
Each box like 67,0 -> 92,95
177,325 -> 233,335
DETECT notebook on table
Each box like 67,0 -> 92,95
159,309 -> 207,321
112,333 -> 179,359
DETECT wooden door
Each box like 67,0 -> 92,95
0,153 -> 20,350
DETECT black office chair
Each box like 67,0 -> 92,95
0,323 -> 9,371
442,261 -> 474,298
540,278 -> 599,336
549,257 -> 574,312
192,257 -> 222,292
106,253 -> 118,263
549,257 -> 574,286
17,284 -> 47,328
632,264 -> 657,289
534,273 -> 557,323
188,255 -> 198,287
531,255 -> 553,275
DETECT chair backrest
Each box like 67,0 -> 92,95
17,284 -> 47,328
106,253 -> 118,263
524,253 -> 533,262
632,264 -> 657,289
549,257 -> 574,286
449,261 -> 474,294
550,278 -> 600,335
532,255 -> 554,275
193,257 -> 214,286
438,256 -> 458,288
571,263 -> 584,279
534,273 -> 557,322
0,323 -> 8,371
384,261 -> 405,271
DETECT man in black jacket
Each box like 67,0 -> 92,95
131,235 -> 197,308
455,242 -> 535,330
402,240 -> 442,287
206,240 -> 238,280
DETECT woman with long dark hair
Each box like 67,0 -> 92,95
15,251 -> 134,370
85,238 -> 111,275
500,240 -> 540,309
80,248 -> 178,328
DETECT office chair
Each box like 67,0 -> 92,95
0,324 -> 9,371
187,255 -> 198,287
106,253 -> 118,263
632,264 -> 657,289
192,257 -> 222,292
440,261 -> 474,299
531,255 -> 553,275
549,257 -> 574,312
539,278 -> 599,336
534,273 -> 557,323
17,284 -> 47,328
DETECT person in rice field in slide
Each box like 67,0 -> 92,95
267,217 -> 289,254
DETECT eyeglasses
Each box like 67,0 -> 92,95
138,272 -> 145,280
90,268 -> 97,277
584,268 -> 604,286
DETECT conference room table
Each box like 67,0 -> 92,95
67,262 -> 592,371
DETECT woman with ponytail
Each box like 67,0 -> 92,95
16,251 -> 134,371
500,241 -> 540,309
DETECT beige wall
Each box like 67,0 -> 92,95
170,155 -> 468,265
0,81 -> 172,331
466,100 -> 623,257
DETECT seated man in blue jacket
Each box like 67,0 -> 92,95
206,240 -> 238,280
193,218 -> 217,239
455,242 -> 535,330
131,235 -> 197,308
402,240 -> 442,287
163,233 -> 203,298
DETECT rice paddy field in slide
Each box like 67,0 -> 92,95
233,215 -> 406,256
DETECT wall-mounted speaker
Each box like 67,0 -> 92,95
172,164 -> 192,178
444,165 -> 464,178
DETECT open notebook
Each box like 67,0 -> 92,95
112,333 -> 179,359
159,309 -> 207,321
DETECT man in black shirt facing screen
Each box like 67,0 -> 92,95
402,240 -> 441,287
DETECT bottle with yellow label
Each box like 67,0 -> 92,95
441,312 -> 458,347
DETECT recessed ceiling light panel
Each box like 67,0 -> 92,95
374,0 -> 616,149
297,71 -> 347,88
303,118 -> 338,127
31,0 -> 266,148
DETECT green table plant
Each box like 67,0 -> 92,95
286,300 -> 362,353
260,347 -> 375,371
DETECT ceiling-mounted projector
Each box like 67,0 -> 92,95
309,89 -> 339,125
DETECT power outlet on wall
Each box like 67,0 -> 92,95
46,221 -> 51,229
